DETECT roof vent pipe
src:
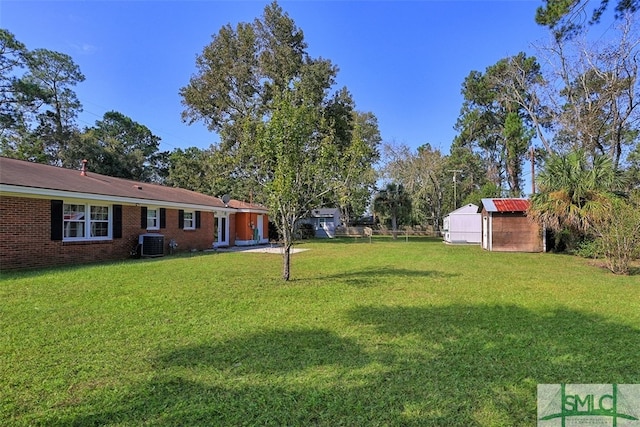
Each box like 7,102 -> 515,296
80,159 -> 88,176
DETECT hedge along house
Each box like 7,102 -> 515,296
0,157 -> 269,271
442,203 -> 481,244
479,198 -> 544,252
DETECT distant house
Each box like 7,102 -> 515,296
301,208 -> 342,238
479,198 -> 544,252
0,157 -> 269,271
442,203 -> 481,244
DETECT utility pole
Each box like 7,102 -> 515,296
448,169 -> 462,210
530,146 -> 536,195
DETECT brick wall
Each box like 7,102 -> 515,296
0,195 -> 216,271
152,208 -> 215,253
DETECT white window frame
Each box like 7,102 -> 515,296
63,202 -> 112,241
183,210 -> 195,230
147,208 -> 159,230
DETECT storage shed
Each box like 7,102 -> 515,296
442,203 -> 481,244
479,198 -> 544,252
304,208 -> 342,238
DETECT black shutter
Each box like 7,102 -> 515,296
178,210 -> 184,229
51,200 -> 63,241
113,205 -> 122,238
140,206 -> 147,229
195,211 -> 201,229
160,208 -> 166,229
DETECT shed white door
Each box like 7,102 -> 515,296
482,216 -> 489,250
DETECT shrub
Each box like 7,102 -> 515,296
574,237 -> 601,259
591,196 -> 640,275
297,223 -> 315,239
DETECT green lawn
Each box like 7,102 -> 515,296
1,238 -> 639,426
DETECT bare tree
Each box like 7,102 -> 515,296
534,14 -> 639,168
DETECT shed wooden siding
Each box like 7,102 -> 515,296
481,208 -> 543,252
0,195 -> 217,271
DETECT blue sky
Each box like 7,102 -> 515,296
2,1 -> 552,155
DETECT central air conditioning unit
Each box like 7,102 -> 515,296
139,234 -> 165,257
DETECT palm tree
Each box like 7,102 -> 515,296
529,149 -> 621,248
373,183 -> 411,239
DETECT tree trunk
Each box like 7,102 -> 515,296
282,243 -> 291,281
391,214 -> 398,240
280,214 -> 294,281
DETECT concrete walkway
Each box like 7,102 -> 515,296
212,245 -> 309,254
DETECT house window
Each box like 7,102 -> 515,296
183,211 -> 195,230
64,204 -> 85,238
90,206 -> 109,237
63,203 -> 111,240
147,208 -> 159,230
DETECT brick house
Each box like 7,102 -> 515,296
0,157 -> 269,271
479,198 -> 544,252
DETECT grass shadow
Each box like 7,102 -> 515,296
345,304 -> 640,424
48,305 -> 640,426
156,328 -> 368,374
303,267 -> 459,287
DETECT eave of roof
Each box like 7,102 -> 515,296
227,199 -> 269,213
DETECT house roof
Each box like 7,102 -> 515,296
480,198 -> 530,213
0,157 -> 266,212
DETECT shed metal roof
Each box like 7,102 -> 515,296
480,198 -> 530,213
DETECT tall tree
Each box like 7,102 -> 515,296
537,16 -> 640,169
502,112 -> 534,196
26,49 -> 85,165
0,30 -> 51,161
181,2 -> 368,280
1,30 -> 31,137
535,0 -> 639,40
455,53 -> 542,196
65,111 -> 166,182
488,53 -> 552,154
167,147 -> 215,194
